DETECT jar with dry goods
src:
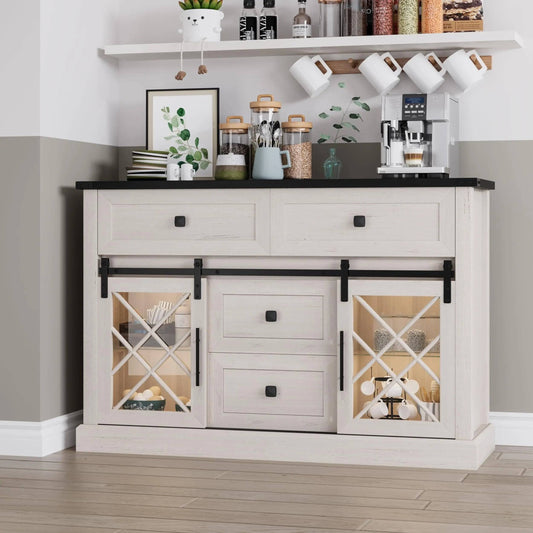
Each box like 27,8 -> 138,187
249,94 -> 282,168
220,116 -> 250,178
343,0 -> 365,36
422,0 -> 443,33
373,0 -> 394,35
398,0 -> 418,34
281,115 -> 312,180
319,0 -> 342,37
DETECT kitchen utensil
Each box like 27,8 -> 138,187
399,400 -> 418,420
289,55 -> 333,98
181,163 -> 196,181
166,163 -> 181,181
403,52 -> 447,94
443,49 -> 488,92
252,147 -> 291,180
359,52 -> 402,95
360,377 -> 376,396
369,400 -> 389,419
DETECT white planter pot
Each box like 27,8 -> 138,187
179,9 -> 224,42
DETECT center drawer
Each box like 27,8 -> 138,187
97,189 -> 270,256
208,279 -> 337,355
208,354 -> 337,432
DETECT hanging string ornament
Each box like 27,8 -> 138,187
198,38 -> 208,75
175,41 -> 186,81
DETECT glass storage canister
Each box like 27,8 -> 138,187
281,115 -> 312,180
422,0 -> 443,33
319,0 -> 342,37
220,115 -> 251,177
343,0 -> 365,36
398,0 -> 418,34
373,0 -> 394,35
249,94 -> 282,167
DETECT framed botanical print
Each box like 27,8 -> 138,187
146,88 -> 219,178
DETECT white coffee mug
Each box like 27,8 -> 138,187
403,52 -> 446,94
398,400 -> 418,420
181,163 -> 196,181
369,400 -> 389,419
166,163 -> 180,181
359,52 -> 402,95
443,49 -> 488,92
382,378 -> 403,399
404,378 -> 420,395
360,377 -> 375,396
289,55 -> 333,98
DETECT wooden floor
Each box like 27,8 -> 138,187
0,447 -> 532,532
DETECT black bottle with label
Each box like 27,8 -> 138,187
260,0 -> 278,39
240,0 -> 258,40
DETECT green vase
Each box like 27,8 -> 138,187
323,147 -> 342,179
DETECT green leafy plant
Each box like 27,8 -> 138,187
179,0 -> 223,10
162,107 -> 211,172
317,82 -> 370,144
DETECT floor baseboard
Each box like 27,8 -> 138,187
0,410 -> 83,457
490,412 -> 533,447
0,411 -> 530,457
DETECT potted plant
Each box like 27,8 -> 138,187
179,0 -> 224,42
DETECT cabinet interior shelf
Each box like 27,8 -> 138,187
102,31 -> 523,61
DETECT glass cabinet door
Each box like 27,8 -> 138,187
97,277 -> 206,428
337,280 -> 455,438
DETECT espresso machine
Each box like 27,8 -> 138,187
378,93 -> 459,178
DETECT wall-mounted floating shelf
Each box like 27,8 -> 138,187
103,31 -> 523,61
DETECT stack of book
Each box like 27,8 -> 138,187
127,150 -> 169,180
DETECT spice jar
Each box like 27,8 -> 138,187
319,0 -> 342,37
281,115 -> 312,180
249,94 -> 282,167
422,0 -> 443,33
373,0 -> 394,35
220,116 -> 250,178
343,0 -> 365,36
398,0 -> 418,34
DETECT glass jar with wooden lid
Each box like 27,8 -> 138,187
220,116 -> 250,177
249,94 -> 282,168
281,115 -> 313,180
319,0 -> 342,37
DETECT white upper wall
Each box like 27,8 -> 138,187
0,2 -> 41,137
116,0 -> 533,146
40,0 -> 120,146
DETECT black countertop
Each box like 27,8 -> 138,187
76,178 -> 495,190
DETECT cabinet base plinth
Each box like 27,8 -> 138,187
76,423 -> 494,470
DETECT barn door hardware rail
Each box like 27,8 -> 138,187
98,258 -> 455,303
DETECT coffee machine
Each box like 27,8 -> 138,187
378,93 -> 459,178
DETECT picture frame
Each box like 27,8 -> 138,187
146,88 -> 220,179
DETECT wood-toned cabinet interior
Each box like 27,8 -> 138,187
78,184 -> 494,469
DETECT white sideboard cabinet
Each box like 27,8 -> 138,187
76,179 -> 494,470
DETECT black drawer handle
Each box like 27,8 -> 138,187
353,216 -> 366,228
265,386 -> 277,398
265,310 -> 277,322
174,216 -> 187,227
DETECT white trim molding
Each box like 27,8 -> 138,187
490,412 -> 533,447
0,410 -> 82,457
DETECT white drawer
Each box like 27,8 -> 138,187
271,188 -> 455,257
97,190 -> 270,256
208,354 -> 336,432
208,279 -> 336,355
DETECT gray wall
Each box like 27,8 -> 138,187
0,138 -> 41,422
0,137 -> 117,422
